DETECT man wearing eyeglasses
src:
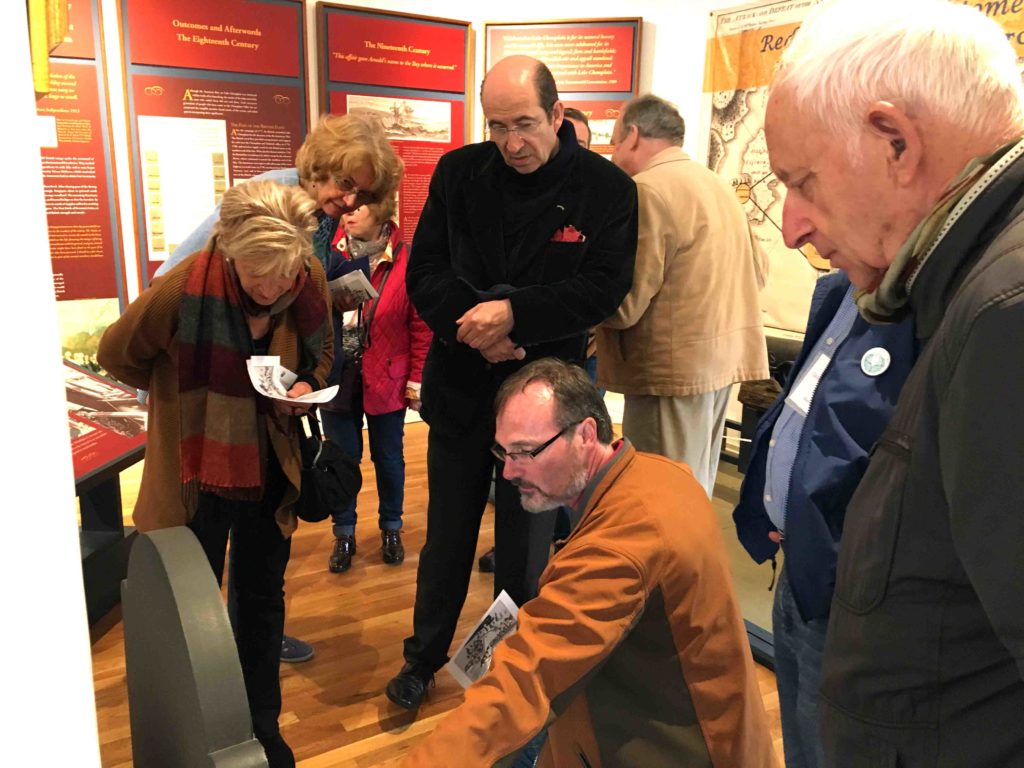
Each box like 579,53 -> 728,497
403,358 -> 774,767
390,55 -> 638,711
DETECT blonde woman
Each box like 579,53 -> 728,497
99,180 -> 333,768
155,113 -> 403,664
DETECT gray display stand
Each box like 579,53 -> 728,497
122,527 -> 268,767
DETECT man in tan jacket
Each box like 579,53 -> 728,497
404,358 -> 775,767
600,94 -> 768,495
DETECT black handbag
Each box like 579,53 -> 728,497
296,409 -> 362,523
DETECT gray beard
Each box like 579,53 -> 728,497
519,467 -> 590,514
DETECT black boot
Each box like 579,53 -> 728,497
385,662 -> 434,710
381,530 -> 405,565
328,534 -> 356,573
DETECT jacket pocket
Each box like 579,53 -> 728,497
386,353 -> 410,381
832,429 -> 911,614
541,241 -> 587,283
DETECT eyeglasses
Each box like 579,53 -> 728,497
328,175 -> 378,207
491,421 -> 580,463
487,121 -> 544,143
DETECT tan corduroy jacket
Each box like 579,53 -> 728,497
404,441 -> 776,768
97,253 -> 333,536
597,147 -> 769,396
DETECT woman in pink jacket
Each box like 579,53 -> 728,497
320,198 -> 431,572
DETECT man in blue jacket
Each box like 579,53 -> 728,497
733,271 -> 916,767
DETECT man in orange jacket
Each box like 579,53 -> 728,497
404,358 -> 775,767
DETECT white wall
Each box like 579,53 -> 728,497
6,1 -> 102,763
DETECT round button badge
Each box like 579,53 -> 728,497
861,347 -> 891,377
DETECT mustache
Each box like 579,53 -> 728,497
509,478 -> 538,491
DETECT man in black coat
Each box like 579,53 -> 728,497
385,55 -> 637,710
766,1 -> 1024,764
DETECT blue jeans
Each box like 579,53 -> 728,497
513,730 -> 547,767
773,565 -> 828,768
321,408 -> 406,537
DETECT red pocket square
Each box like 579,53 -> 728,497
551,224 -> 586,243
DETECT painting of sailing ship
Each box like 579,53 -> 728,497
346,94 -> 451,143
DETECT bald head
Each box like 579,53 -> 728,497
481,55 -> 558,115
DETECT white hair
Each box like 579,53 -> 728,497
772,0 -> 1024,156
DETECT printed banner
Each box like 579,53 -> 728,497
703,0 -> 821,333
486,21 -> 639,93
326,10 -> 466,92
125,0 -> 302,78
38,61 -> 120,301
329,91 -> 465,239
132,74 -> 305,269
122,0 -> 308,284
320,5 -> 471,241
562,99 -> 625,155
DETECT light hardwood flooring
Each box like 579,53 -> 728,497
91,421 -> 784,766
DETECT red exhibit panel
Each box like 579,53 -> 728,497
487,22 -> 639,93
325,10 -> 466,92
38,61 -> 119,301
329,91 -> 464,239
131,74 -> 306,277
125,0 -> 301,78
66,362 -> 147,482
563,99 -> 627,154
52,0 -> 97,60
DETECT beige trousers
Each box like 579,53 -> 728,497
621,385 -> 732,498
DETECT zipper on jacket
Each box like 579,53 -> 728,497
870,432 -> 912,460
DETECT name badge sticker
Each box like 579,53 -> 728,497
785,353 -> 831,416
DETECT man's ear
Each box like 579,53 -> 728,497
579,416 -> 598,445
613,123 -> 639,151
866,101 -> 922,185
551,100 -> 564,131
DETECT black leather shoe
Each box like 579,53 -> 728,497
328,534 -> 356,573
381,530 -> 405,565
385,663 -> 434,710
478,547 -> 495,573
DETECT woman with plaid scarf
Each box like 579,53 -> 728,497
99,179 -> 333,767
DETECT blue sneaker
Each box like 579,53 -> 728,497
280,634 -> 314,663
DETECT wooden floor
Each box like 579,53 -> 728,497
90,421 -> 784,766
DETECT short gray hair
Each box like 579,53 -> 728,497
619,94 -> 685,145
773,0 -> 1024,157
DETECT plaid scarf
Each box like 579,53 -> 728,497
177,249 -> 327,507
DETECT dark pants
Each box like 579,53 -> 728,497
403,419 -> 557,673
188,458 -> 295,768
583,353 -> 605,398
322,407 -> 406,537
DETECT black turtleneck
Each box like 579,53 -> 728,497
499,120 -> 579,250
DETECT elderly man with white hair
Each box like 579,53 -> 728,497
765,0 -> 1024,764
